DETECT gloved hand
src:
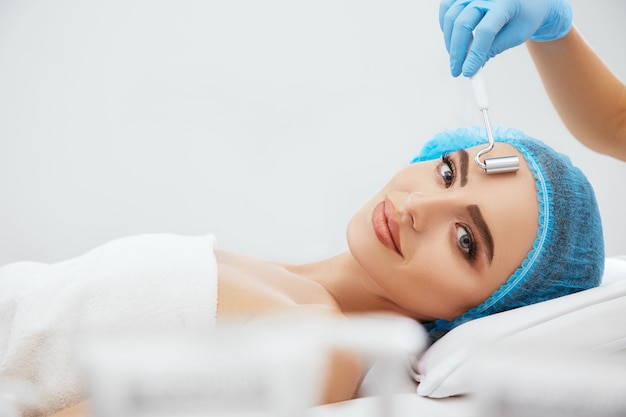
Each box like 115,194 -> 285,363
439,0 -> 573,77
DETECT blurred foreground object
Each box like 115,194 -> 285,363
78,313 -> 426,417
472,343 -> 626,417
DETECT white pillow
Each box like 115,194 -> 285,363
411,256 -> 626,398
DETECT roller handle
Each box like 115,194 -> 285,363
470,69 -> 489,111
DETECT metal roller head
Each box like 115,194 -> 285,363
483,155 -> 520,174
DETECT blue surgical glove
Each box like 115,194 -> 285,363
439,0 -> 573,77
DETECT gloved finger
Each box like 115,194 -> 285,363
440,0 -> 470,54
461,7 -> 509,76
461,33 -> 492,77
439,0 -> 461,31
449,5 -> 485,77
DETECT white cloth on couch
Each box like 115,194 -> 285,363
0,233 -> 218,416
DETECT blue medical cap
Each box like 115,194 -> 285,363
413,126 -> 605,342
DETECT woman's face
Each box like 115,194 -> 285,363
347,143 -> 538,321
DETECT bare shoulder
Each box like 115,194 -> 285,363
215,251 -> 340,318
47,401 -> 89,417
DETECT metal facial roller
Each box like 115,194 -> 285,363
470,70 -> 519,174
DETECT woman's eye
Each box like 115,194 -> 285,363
456,225 -> 476,260
439,153 -> 455,188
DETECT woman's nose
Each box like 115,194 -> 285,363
403,191 -> 452,231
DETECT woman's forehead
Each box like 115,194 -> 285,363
470,144 -> 538,275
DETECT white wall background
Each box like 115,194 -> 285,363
0,0 -> 624,265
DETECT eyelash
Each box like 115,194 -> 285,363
440,153 -> 456,188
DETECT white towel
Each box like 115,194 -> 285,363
0,233 -> 218,416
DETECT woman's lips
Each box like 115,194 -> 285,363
372,199 -> 402,255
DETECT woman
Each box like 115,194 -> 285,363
1,126 -> 604,416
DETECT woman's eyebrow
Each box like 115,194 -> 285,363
458,149 -> 469,187
467,204 -> 494,264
